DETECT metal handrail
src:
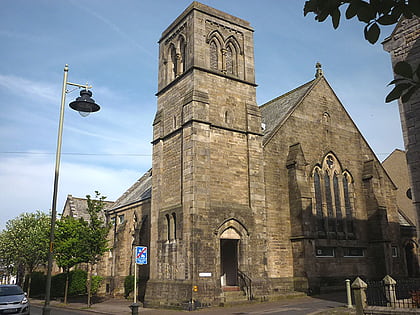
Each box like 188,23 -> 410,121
237,269 -> 253,300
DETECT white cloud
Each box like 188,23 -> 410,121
0,74 -> 58,104
0,155 -> 144,231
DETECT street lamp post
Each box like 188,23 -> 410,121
42,64 -> 100,315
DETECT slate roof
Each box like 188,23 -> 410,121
260,79 -> 316,141
110,169 -> 152,210
398,209 -> 415,227
63,195 -> 113,222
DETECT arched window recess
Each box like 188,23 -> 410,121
311,153 -> 355,239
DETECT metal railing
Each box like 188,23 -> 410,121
237,270 -> 253,300
366,278 -> 420,308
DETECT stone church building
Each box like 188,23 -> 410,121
65,2 -> 418,307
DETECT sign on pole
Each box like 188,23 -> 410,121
135,246 -> 147,265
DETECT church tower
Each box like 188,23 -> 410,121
146,2 -> 267,306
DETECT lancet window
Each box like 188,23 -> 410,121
165,33 -> 187,83
312,153 -> 355,238
207,31 -> 240,76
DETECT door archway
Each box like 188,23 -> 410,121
220,228 -> 240,286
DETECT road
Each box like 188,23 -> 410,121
31,305 -> 100,315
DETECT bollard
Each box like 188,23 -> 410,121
130,302 -> 140,315
345,279 -> 353,308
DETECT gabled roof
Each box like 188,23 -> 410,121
110,169 -> 152,211
260,78 -> 316,141
62,195 -> 113,222
399,209 -> 415,227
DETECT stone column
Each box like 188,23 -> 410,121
351,277 -> 367,315
383,275 -> 397,307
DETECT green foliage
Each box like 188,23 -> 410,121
83,191 -> 111,265
386,61 -> 420,102
51,272 -> 67,298
23,272 -> 45,297
47,269 -> 87,297
0,211 -> 50,277
304,0 -> 419,103
83,191 -> 110,306
304,0 -> 419,44
124,275 -> 135,298
68,269 -> 87,296
54,216 -> 89,271
91,275 -> 103,295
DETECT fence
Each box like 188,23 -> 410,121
352,275 -> 420,314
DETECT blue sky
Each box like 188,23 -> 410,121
0,0 -> 403,229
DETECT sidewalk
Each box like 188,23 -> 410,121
31,291 -> 354,315
31,298 -> 164,314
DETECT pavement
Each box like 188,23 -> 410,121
30,291 -> 355,315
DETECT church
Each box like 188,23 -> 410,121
66,1 -> 418,307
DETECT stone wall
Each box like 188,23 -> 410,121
383,17 -> 420,240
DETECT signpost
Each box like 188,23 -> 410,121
133,246 -> 147,305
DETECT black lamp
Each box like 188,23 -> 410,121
69,89 -> 100,117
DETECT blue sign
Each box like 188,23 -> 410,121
135,246 -> 147,265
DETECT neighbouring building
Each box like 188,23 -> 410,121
383,16 -> 420,242
62,2 -> 419,307
383,149 -> 419,277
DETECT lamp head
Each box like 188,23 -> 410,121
69,89 -> 100,117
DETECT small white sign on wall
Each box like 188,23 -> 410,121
199,272 -> 212,277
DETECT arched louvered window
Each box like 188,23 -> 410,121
226,45 -> 234,75
179,36 -> 186,73
172,212 -> 177,240
210,41 -> 218,70
165,214 -> 171,241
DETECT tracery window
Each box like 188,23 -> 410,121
207,31 -> 240,76
312,153 -> 355,238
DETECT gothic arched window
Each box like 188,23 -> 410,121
172,212 -> 177,240
179,36 -> 186,73
314,169 -> 324,233
165,214 -> 171,241
312,153 -> 355,238
333,173 -> 343,232
210,40 -> 218,70
343,172 -> 354,234
226,45 -> 234,75
170,45 -> 177,79
324,173 -> 335,232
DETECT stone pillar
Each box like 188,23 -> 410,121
351,277 -> 367,315
383,275 -> 397,307
345,279 -> 353,308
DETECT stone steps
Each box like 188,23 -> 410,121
222,287 -> 249,305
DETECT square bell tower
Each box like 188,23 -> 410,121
146,2 -> 267,306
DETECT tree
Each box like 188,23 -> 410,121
303,0 -> 419,101
0,211 -> 50,296
54,216 -> 89,304
0,231 -> 15,284
81,192 -> 110,307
